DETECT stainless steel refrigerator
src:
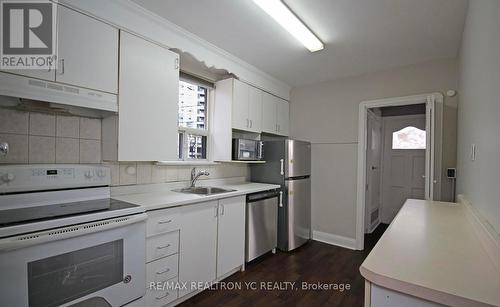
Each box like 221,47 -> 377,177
250,139 -> 311,251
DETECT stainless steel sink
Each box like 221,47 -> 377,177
172,186 -> 236,195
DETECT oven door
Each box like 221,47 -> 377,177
0,214 -> 147,307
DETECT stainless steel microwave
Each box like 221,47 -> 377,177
232,139 -> 264,161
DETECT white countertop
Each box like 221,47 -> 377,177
360,199 -> 500,307
112,181 -> 281,211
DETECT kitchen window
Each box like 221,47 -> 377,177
177,74 -> 213,160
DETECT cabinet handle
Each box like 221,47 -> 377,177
174,58 -> 179,70
156,293 -> 170,300
280,159 -> 284,175
220,204 -> 225,216
158,219 -> 172,225
156,268 -> 171,275
246,119 -> 249,128
156,244 -> 171,249
278,124 -> 280,132
59,59 -> 65,75
279,191 -> 283,207
250,120 -> 253,128
214,206 -> 218,217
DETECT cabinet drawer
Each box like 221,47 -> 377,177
147,254 -> 178,283
146,277 -> 178,307
146,209 -> 180,237
146,231 -> 179,263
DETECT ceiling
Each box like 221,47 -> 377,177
131,0 -> 468,88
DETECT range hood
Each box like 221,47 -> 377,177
0,72 -> 118,113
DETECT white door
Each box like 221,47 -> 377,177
261,92 -> 277,134
56,5 -> 118,93
276,98 -> 290,136
365,110 -> 383,232
232,79 -> 249,131
247,86 -> 262,133
178,201 -> 218,298
381,115 -> 426,223
216,196 -> 245,278
118,31 -> 179,161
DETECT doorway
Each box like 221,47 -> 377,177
356,93 -> 444,249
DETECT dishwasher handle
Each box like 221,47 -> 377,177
246,190 -> 280,203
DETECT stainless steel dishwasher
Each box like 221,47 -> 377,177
246,189 -> 280,262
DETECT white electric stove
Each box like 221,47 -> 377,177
0,164 -> 147,307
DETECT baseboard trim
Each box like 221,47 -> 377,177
312,231 -> 357,250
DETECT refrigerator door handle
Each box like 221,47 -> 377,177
280,159 -> 284,175
279,191 -> 283,207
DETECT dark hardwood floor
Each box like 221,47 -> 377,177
179,224 -> 388,307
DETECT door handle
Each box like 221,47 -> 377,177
59,59 -> 65,75
279,191 -> 283,207
156,244 -> 171,249
280,159 -> 284,175
156,293 -> 170,300
156,268 -> 171,275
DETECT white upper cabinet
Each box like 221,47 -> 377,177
56,5 -> 119,93
216,196 -> 245,278
105,31 -> 179,161
276,98 -> 290,136
248,86 -> 263,133
0,5 -> 119,94
231,79 -> 262,133
262,92 -> 289,136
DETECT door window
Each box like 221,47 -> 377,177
392,126 -> 426,149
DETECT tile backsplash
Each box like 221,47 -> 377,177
0,107 -> 249,186
105,162 -> 249,187
0,108 -> 101,164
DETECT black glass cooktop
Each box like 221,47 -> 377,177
0,198 -> 139,227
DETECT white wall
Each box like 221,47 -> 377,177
457,0 -> 500,235
290,58 -> 458,242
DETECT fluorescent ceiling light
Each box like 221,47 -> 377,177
253,0 -> 324,52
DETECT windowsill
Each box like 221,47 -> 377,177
155,160 -> 221,166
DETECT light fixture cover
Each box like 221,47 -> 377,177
253,0 -> 324,52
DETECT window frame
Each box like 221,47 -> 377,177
177,77 -> 212,161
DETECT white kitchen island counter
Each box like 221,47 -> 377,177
112,181 -> 280,211
360,199 -> 500,307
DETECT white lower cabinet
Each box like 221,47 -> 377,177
216,197 -> 246,278
178,201 -> 218,298
142,196 -> 246,305
178,196 -> 246,298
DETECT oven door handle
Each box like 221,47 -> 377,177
0,213 -> 148,252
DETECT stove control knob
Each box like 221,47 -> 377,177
1,173 -> 15,183
97,169 -> 106,178
84,170 -> 94,179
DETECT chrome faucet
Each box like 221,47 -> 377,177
190,168 -> 210,187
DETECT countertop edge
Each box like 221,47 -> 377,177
114,183 -> 281,211
359,266 -> 495,307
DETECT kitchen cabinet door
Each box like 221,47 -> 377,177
178,201 -> 218,298
232,79 -> 249,131
262,92 -> 278,134
276,99 -> 290,136
56,5 -> 118,93
118,31 -> 179,161
216,196 -> 245,278
247,86 -> 263,133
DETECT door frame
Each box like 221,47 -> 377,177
355,93 -> 443,250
